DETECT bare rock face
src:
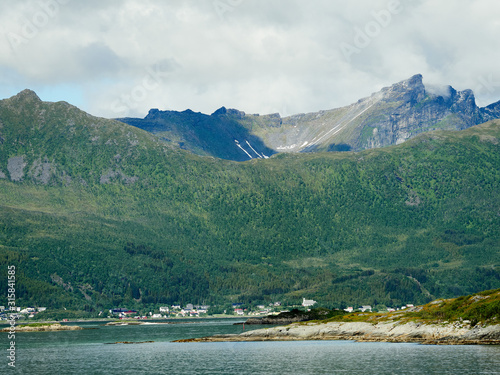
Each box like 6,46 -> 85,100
482,100 -> 500,122
28,158 -> 54,185
7,156 -> 27,182
359,75 -> 483,150
100,169 -> 139,185
178,321 -> 500,345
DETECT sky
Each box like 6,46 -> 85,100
1,0 -> 499,119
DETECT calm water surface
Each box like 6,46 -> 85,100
2,319 -> 500,374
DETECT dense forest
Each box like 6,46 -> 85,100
0,91 -> 499,313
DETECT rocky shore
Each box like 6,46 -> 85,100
2,323 -> 83,332
175,321 -> 500,345
242,314 -> 312,326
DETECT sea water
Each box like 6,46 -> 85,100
2,319 -> 500,374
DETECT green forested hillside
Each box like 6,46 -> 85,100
0,91 -> 499,312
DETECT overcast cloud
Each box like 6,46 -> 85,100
1,0 -> 499,118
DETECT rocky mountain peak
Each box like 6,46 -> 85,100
211,107 -> 246,119
11,89 -> 42,103
402,73 -> 424,88
212,106 -> 228,116
450,89 -> 477,112
380,74 -> 426,103
146,108 -> 161,119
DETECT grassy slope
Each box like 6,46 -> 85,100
0,92 -> 499,311
324,288 -> 500,326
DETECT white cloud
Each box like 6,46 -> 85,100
1,0 -> 499,117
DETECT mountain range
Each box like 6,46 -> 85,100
0,80 -> 499,314
118,74 -> 500,161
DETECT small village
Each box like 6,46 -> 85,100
0,306 -> 47,321
108,298 -> 416,320
0,299 -> 417,321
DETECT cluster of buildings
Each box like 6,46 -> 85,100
110,301 -> 287,319
299,298 -> 417,314
0,306 -> 46,320
343,304 -> 415,313
233,302 -> 283,316
163,304 -> 211,318
344,306 -> 372,313
109,299 -> 419,319
109,304 -> 211,319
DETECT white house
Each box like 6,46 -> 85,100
159,307 -> 169,313
344,307 -> 354,313
360,305 -> 372,312
20,308 -> 36,314
302,298 -> 317,307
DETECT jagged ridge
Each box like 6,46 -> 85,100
118,75 -> 500,160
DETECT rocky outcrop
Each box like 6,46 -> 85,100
361,75 -> 484,150
212,107 -> 246,119
176,321 -> 500,345
2,324 -> 83,332
482,101 -> 500,122
243,317 -> 307,325
99,169 -> 139,185
28,158 -> 54,185
7,156 -> 27,182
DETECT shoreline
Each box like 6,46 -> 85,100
174,321 -> 500,345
